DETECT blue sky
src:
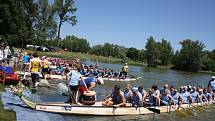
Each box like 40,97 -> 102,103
60,0 -> 215,51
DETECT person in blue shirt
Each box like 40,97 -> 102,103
66,67 -> 82,104
21,52 -> 30,71
208,76 -> 215,93
79,77 -> 104,103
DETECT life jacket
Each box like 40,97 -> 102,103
132,94 -> 139,106
124,90 -> 131,102
43,59 -> 49,68
112,91 -> 123,105
122,65 -> 128,72
161,95 -> 170,105
31,60 -> 40,72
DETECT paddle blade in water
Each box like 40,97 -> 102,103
175,110 -> 189,117
147,107 -> 160,114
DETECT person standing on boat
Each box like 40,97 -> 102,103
121,63 -> 128,78
28,53 -> 42,87
102,85 -> 126,107
79,77 -> 104,103
208,76 -> 215,93
66,66 -> 82,104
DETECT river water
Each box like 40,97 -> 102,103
37,61 -> 215,121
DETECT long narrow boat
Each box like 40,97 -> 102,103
15,71 -> 66,80
19,95 -> 212,116
102,77 -> 141,82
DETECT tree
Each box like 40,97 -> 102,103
173,39 -> 205,72
61,35 -> 90,53
0,0 -> 37,47
126,47 -> 139,61
54,0 -> 77,45
157,39 -> 173,66
145,36 -> 159,67
34,0 -> 57,42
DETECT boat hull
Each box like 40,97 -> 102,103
103,77 -> 141,82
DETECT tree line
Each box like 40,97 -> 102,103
0,0 -> 215,72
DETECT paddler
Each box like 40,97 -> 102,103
124,83 -> 133,103
131,87 -> 143,107
160,89 -> 175,106
203,88 -> 213,103
102,85 -> 126,107
28,53 -> 42,87
172,88 -> 183,108
180,86 -> 193,104
78,77 -> 104,103
149,84 -> 161,106
208,76 -> 215,93
190,86 -> 200,103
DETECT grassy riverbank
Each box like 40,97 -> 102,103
0,84 -> 16,121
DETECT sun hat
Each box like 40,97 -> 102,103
132,87 -> 138,93
97,77 -> 104,85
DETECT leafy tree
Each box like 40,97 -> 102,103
61,35 -> 90,53
53,0 -> 77,45
126,47 -> 139,61
145,36 -> 159,67
157,39 -> 173,66
173,39 -> 205,72
0,0 -> 39,47
34,0 -> 57,42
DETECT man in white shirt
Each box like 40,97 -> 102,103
0,48 -> 4,65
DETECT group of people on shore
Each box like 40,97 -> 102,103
18,50 -> 129,80
102,76 -> 215,108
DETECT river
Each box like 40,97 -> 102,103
37,61 -> 214,121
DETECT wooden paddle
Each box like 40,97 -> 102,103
146,107 -> 160,114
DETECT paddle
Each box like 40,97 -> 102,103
81,77 -> 89,92
146,107 -> 160,114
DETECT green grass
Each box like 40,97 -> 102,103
0,84 -> 16,121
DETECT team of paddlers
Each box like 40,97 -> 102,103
11,51 -> 215,108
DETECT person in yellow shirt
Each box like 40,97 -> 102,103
28,53 -> 42,87
121,63 -> 128,78
41,56 -> 49,80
